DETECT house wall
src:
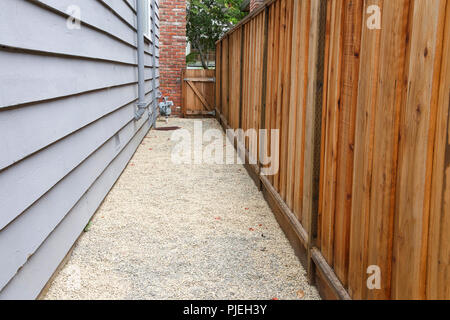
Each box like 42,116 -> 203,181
0,0 -> 160,299
159,0 -> 186,116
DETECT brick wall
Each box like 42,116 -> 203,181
250,0 -> 264,12
159,0 -> 186,116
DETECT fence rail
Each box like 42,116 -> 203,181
215,0 -> 450,300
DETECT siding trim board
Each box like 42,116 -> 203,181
101,0 -> 138,31
0,45 -> 154,69
0,77 -> 153,113
0,50 -> 154,108
125,0 -> 138,13
0,0 -> 160,299
31,0 -> 139,48
21,1 -> 157,58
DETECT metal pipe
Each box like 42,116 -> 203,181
150,0 -> 158,127
135,0 -> 147,120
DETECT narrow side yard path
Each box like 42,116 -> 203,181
44,118 -> 320,300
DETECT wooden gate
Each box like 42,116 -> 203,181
182,69 -> 216,117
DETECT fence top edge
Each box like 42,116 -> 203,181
215,0 -> 275,45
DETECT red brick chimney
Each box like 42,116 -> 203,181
159,0 -> 187,116
250,0 -> 264,12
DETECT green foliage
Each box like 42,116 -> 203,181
84,221 -> 92,233
186,52 -> 198,65
187,0 -> 246,68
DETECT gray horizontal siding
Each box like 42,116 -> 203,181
0,80 -> 153,170
125,0 -> 137,12
0,89 -> 153,230
35,0 -> 138,47
1,0 -> 139,65
0,0 -> 160,299
102,0 -> 137,30
0,107 -> 152,293
0,116 -> 152,300
0,51 -> 154,108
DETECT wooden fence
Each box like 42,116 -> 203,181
182,69 -> 216,117
215,0 -> 450,300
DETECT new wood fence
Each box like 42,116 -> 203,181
215,0 -> 450,300
182,69 -> 216,117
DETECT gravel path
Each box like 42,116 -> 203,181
44,118 -> 320,300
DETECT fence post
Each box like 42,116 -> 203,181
258,5 -> 270,191
304,0 -> 328,285
239,27 -> 245,129
215,42 -> 219,117
219,42 -> 223,120
225,35 -> 230,122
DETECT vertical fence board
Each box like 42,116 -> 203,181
280,0 -> 294,200
320,0 -> 344,266
243,24 -> 249,134
363,0 -> 410,300
392,0 -> 446,299
293,0 -> 312,222
427,0 -> 450,300
304,0 -> 327,282
273,0 -> 286,192
221,37 -> 229,121
269,0 -> 281,186
332,0 -> 363,288
285,0 -> 301,211
230,31 -> 242,129
317,0 -> 334,251
347,0 -> 382,300
216,42 -> 222,114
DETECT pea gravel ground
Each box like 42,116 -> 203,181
44,118 -> 320,300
